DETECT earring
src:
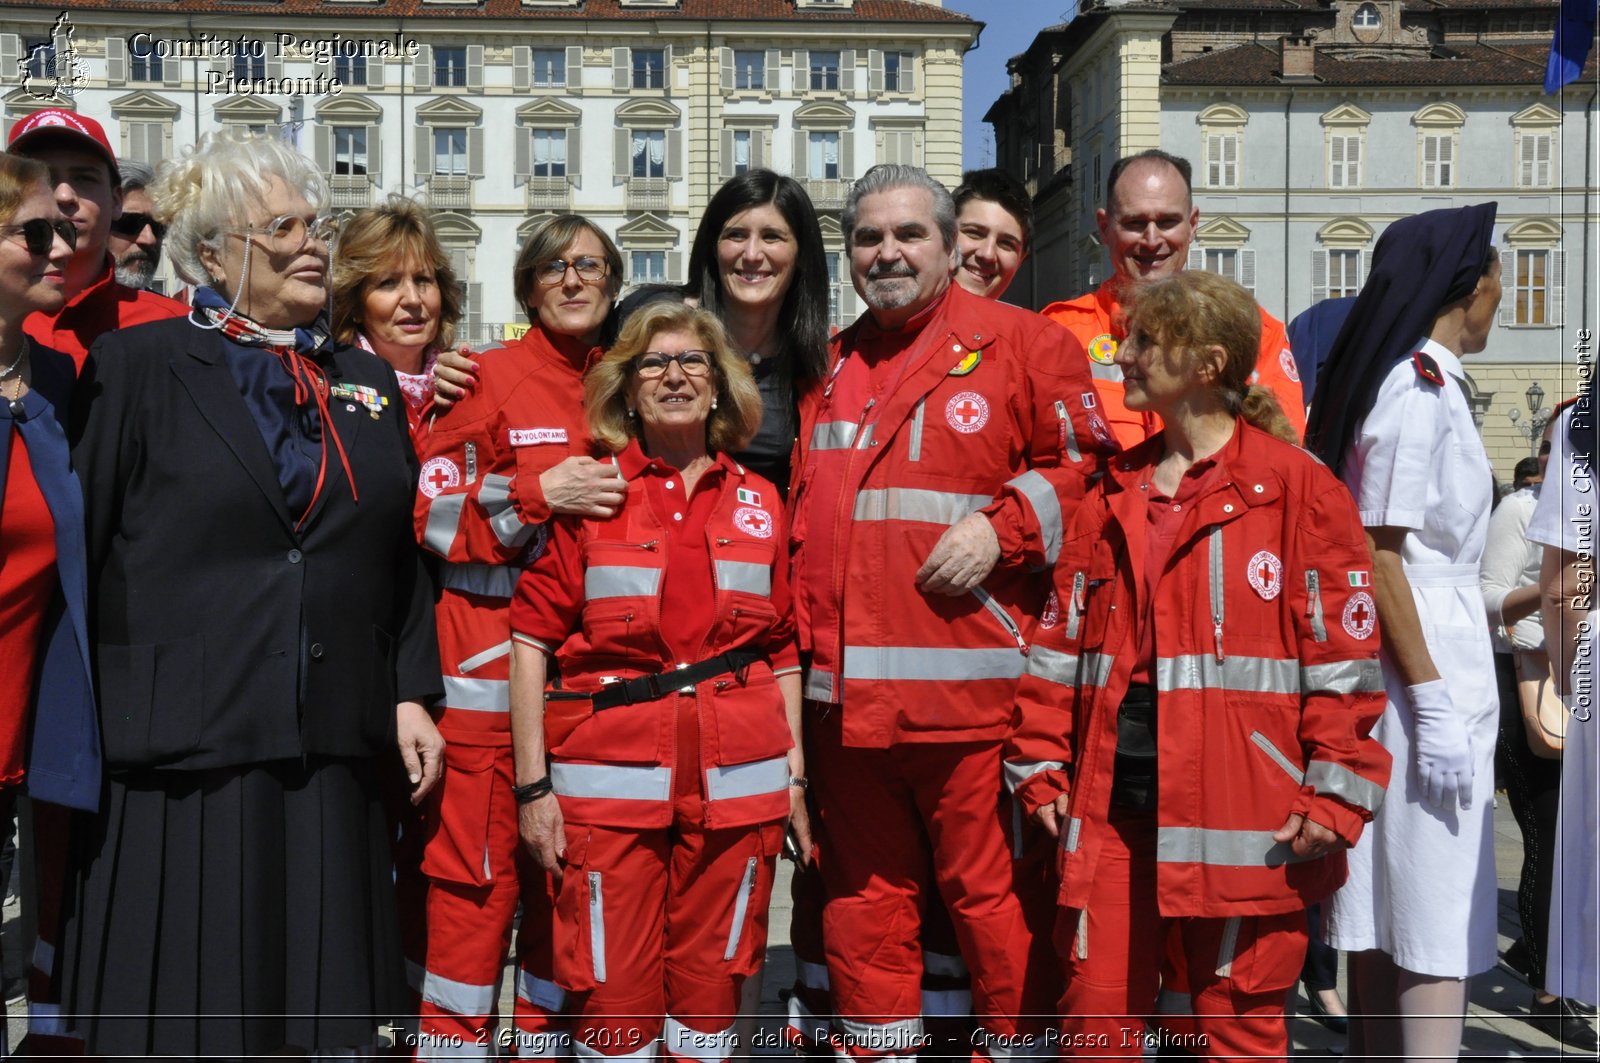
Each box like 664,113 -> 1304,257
711,398 -> 719,411
627,408 -> 636,418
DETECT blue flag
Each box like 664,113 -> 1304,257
1545,0 -> 1598,94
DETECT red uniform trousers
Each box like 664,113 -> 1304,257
1055,807 -> 1306,1060
810,712 -> 1052,1061
553,704 -> 782,1063
415,740 -> 567,1061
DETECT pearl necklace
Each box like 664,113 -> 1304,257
1,344 -> 28,412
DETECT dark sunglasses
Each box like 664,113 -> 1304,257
1,217 -> 77,256
109,212 -> 168,240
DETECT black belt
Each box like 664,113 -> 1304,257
547,649 -> 764,712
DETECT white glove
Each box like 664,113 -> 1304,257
1407,679 -> 1474,810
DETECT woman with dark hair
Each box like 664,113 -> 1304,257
1313,203 -> 1503,1062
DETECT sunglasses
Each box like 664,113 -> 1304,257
110,211 -> 168,240
0,217 -> 77,256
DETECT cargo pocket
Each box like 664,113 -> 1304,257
1213,912 -> 1307,997
420,743 -> 497,887
726,823 -> 784,976
551,830 -> 604,992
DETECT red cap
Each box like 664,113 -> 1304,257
7,109 -> 118,173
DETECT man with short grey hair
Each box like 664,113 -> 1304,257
790,164 -> 1114,1060
108,159 -> 167,291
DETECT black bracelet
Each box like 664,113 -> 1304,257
512,777 -> 554,805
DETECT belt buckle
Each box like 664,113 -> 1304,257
675,661 -> 694,695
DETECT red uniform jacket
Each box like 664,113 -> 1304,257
1043,279 -> 1306,448
412,326 -> 599,745
1008,422 -> 1390,917
511,446 -> 798,831
24,261 -> 186,369
791,283 -> 1115,748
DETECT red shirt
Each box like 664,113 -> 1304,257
23,261 -> 187,369
0,432 -> 58,785
1129,446 -> 1225,686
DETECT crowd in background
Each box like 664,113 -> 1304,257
0,107 -> 1592,1062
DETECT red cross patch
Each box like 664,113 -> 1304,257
1247,550 -> 1283,600
1039,589 -> 1061,630
946,390 -> 990,434
1343,591 -> 1376,640
419,456 -> 461,499
1279,347 -> 1300,384
733,506 -> 774,539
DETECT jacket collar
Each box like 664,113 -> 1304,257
1105,418 -> 1285,512
615,438 -> 742,483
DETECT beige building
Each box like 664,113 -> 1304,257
984,0 -> 1596,481
2,0 -> 978,341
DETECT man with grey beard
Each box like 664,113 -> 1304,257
108,160 -> 167,291
788,164 -> 1113,1061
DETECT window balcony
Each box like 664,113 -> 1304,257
427,175 -> 472,210
525,176 -> 572,213
329,176 -> 371,210
625,176 -> 669,212
798,177 -> 850,211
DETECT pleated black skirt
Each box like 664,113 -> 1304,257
59,755 -> 406,1058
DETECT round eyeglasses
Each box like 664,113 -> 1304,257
535,257 -> 608,285
634,350 -> 714,378
229,213 -> 337,255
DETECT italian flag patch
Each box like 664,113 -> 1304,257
1348,571 -> 1371,587
737,487 -> 762,506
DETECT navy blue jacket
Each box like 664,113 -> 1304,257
0,342 -> 100,811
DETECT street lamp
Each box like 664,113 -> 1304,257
1506,381 -> 1550,455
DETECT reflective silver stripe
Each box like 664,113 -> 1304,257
442,676 -> 510,713
458,640 -> 511,674
1064,816 -> 1082,853
1003,759 -> 1064,794
1208,525 -> 1225,661
480,473 -> 539,549
852,487 -> 991,525
588,872 -> 607,983
1007,469 -> 1063,566
1249,730 -> 1306,785
441,562 -> 519,599
666,1017 -> 737,1063
1305,570 -> 1327,643
1302,658 -> 1384,695
512,631 -> 557,655
923,950 -> 968,978
856,423 -> 877,450
1084,652 -> 1114,688
843,645 -> 1026,682
787,994 -> 829,1046
714,560 -> 771,597
835,1016 -> 926,1052
706,755 -> 789,802
810,420 -> 859,451
921,988 -> 973,1017
1025,644 -> 1080,686
31,938 -> 52,976
27,1001 -> 71,1038
1215,916 -> 1241,977
584,565 -> 661,600
479,473 -> 514,515
515,969 -> 568,1011
1155,654 -> 1300,695
1054,399 -> 1082,463
424,493 -> 467,556
724,857 -> 758,961
1064,572 -> 1085,640
1075,909 -> 1088,961
804,668 -> 836,703
797,959 -> 831,990
551,762 -> 672,802
1156,826 -> 1317,867
419,966 -> 497,1017
1306,760 -> 1386,813
491,509 -> 537,549
908,399 -> 925,461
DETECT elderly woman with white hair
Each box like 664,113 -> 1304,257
59,132 -> 445,1058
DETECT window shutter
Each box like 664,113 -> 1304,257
721,128 -> 735,178
106,36 -> 126,85
903,53 -> 916,94
1550,249 -> 1565,326
614,127 -> 630,181
467,126 -> 484,177
466,45 -> 484,90
668,128 -> 684,179
1223,135 -> 1238,186
752,129 -> 766,169
567,126 -> 581,187
1499,248 -> 1516,327
314,125 -> 332,174
1239,249 -> 1256,294
1329,136 -> 1344,188
368,125 -> 382,187
414,45 -> 433,90
1518,133 -> 1534,187
566,47 -> 583,89
1439,135 -> 1453,185
1206,134 -> 1221,187
1536,134 -> 1551,186
613,48 -> 629,91
764,50 -> 779,91
1360,250 -> 1370,288
368,58 -> 385,90
0,35 -> 20,76
164,54 -> 182,87
468,282 -> 483,345
869,49 -> 884,95
515,126 -> 532,180
794,130 -> 808,174
841,50 -> 856,96
667,251 -> 683,283
721,47 -> 733,92
1311,249 -> 1328,302
1348,137 -> 1360,187
793,50 -> 808,91
415,128 -> 433,176
514,46 -> 531,92
840,131 -> 855,179
266,47 -> 283,81
1187,246 -> 1204,271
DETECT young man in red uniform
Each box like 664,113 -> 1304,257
6,109 -> 185,1057
790,164 -> 1114,1060
1043,150 -> 1304,448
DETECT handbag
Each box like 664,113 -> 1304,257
1515,649 -> 1566,759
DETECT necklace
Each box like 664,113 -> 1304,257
0,344 -> 24,380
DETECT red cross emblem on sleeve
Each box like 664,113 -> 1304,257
1343,591 -> 1376,639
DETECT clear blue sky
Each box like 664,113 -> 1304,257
944,0 -> 1070,171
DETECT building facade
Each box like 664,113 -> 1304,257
2,0 -> 978,341
985,0 -> 1596,479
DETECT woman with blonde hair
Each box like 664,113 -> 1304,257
508,299 -> 807,1062
1008,269 -> 1389,1059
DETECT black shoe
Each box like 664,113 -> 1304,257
1304,986 -> 1349,1036
1501,937 -> 1534,980
1529,995 -> 1600,1051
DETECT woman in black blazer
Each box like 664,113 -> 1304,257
62,132 -> 444,1058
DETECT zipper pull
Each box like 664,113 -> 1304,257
1214,623 -> 1225,663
